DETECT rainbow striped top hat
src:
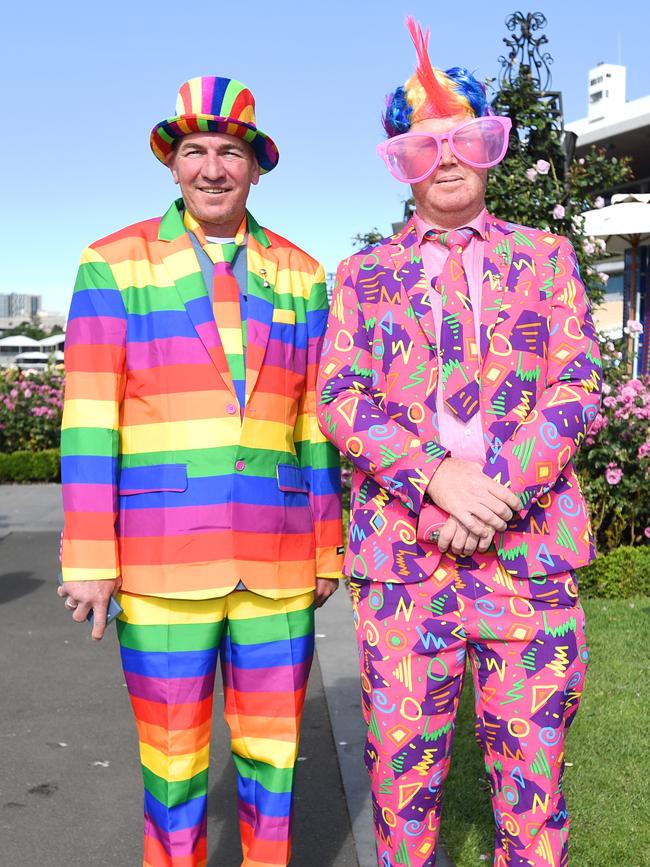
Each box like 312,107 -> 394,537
150,76 -> 279,173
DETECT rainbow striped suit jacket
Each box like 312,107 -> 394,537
317,216 -> 601,584
61,199 -> 343,599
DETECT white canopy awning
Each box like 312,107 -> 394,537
583,193 -> 650,254
0,335 -> 40,347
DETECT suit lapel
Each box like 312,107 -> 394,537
390,220 -> 437,350
480,215 -> 515,359
243,212 -> 276,405
480,216 -> 539,362
158,200 -> 236,398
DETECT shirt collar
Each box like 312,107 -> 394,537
182,207 -> 247,249
414,207 -> 488,246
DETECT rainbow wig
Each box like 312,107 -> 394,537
383,17 -> 490,137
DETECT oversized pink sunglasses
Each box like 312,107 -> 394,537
377,115 -> 512,183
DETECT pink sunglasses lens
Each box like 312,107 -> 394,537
385,136 -> 439,181
452,118 -> 508,166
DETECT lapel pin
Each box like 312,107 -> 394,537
259,269 -> 270,288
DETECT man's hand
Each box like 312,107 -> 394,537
426,458 -> 521,537
314,578 -> 339,608
436,517 -> 496,557
57,579 -> 121,641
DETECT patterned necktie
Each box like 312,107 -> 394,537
426,227 -> 480,422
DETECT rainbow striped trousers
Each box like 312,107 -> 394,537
116,590 -> 314,867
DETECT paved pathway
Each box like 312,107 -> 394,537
0,485 -> 454,866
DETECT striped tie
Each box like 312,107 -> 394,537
209,241 -> 246,411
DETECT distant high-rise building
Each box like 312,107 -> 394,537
326,272 -> 336,303
587,63 -> 626,121
0,292 -> 42,320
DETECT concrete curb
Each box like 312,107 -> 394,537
316,587 -> 454,867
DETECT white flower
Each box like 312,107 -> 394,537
600,272 -> 610,283
526,167 -> 537,181
583,240 -> 595,255
594,196 -> 605,208
552,204 -> 565,219
626,319 -> 644,335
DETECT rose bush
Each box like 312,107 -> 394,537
0,365 -> 64,453
576,374 -> 650,551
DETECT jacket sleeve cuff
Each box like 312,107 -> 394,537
416,502 -> 450,546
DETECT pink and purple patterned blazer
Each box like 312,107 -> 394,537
316,215 -> 602,583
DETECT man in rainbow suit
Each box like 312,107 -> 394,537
58,76 -> 343,867
317,20 -> 600,867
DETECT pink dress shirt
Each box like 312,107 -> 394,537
413,209 -> 487,464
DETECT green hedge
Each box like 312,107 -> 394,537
0,449 -> 60,483
577,546 -> 650,598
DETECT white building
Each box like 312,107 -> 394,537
0,333 -> 65,368
0,292 -> 42,320
567,63 -> 650,366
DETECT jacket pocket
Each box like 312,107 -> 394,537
119,464 -> 188,495
276,463 -> 308,493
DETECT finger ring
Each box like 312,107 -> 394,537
427,530 -> 440,543
64,598 -> 78,610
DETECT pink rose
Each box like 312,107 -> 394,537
603,395 -> 617,408
626,319 -> 644,335
583,240 -> 595,255
600,272 -> 610,284
594,196 -> 605,208
526,167 -> 537,181
552,204 -> 566,219
587,412 -> 608,437
621,385 -> 637,401
605,464 -> 623,485
535,159 -> 551,175
645,527 -> 650,539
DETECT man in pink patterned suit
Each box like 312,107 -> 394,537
317,20 -> 600,867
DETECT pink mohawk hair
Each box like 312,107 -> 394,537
405,16 -> 468,119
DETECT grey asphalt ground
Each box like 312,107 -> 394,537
0,485 -> 453,867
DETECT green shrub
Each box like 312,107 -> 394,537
575,375 -> 650,552
0,366 -> 64,453
578,546 -> 650,598
0,449 -> 60,483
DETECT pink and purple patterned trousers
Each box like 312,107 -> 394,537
350,550 -> 588,867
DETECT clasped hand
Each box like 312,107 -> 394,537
425,458 -> 521,557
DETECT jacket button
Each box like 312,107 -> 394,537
226,403 -> 237,415
235,460 -> 246,472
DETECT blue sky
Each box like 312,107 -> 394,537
2,0 -> 647,313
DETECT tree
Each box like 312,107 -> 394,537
486,69 -> 631,307
1,322 -> 48,341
